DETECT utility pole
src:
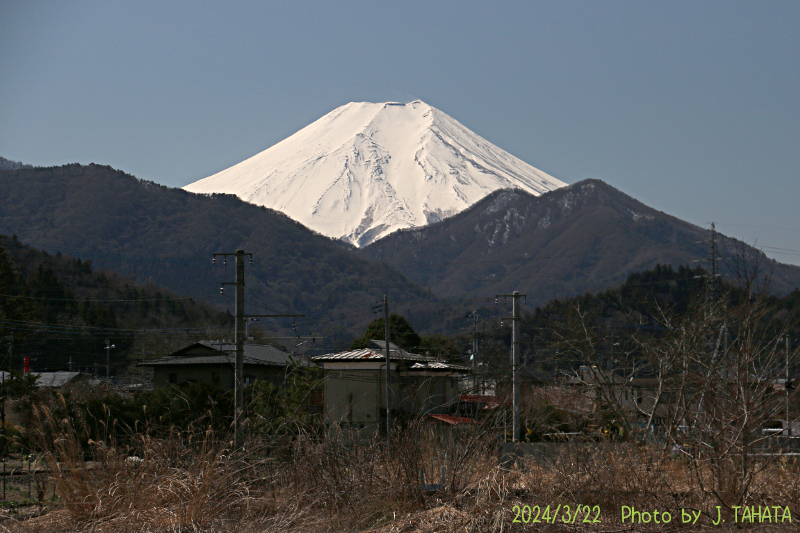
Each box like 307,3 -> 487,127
213,250 -> 303,448
497,291 -> 525,442
214,249 -> 251,448
2,336 -> 9,466
705,222 -> 721,315
104,340 -> 115,380
481,320 -> 486,394
472,312 -> 479,374
235,249 -> 245,444
787,336 -> 791,436
467,311 -> 480,392
384,295 -> 391,438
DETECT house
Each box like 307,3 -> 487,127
311,340 -> 470,440
138,341 -> 300,390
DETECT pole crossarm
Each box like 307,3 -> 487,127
495,293 -> 527,301
244,314 -> 305,318
212,252 -> 252,263
265,336 -> 321,340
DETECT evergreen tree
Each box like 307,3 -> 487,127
351,314 -> 421,350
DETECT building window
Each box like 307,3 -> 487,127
168,372 -> 177,384
212,372 -> 220,386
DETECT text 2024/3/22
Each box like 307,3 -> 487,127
511,504 -> 792,526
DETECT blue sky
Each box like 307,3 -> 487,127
2,1 -> 799,265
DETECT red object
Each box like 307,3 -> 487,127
24,356 -> 30,374
427,414 -> 477,426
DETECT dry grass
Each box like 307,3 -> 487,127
5,409 -> 800,532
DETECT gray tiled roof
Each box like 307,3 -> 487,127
139,341 -> 300,367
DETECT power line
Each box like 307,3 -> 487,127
0,292 -> 211,303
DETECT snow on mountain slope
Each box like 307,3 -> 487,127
184,100 -> 567,247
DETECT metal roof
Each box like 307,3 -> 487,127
311,347 -> 435,363
32,371 -> 82,388
311,340 -> 470,373
408,361 -> 470,372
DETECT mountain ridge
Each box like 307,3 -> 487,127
0,163 -> 453,348
3,161 -> 798,342
359,179 -> 800,302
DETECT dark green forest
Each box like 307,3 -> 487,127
0,234 -> 231,375
475,263 -> 800,377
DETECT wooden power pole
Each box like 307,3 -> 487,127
384,295 -> 391,438
214,250 -> 304,448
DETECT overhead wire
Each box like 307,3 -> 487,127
0,291 -> 215,303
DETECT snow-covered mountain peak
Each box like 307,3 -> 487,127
184,100 -> 567,247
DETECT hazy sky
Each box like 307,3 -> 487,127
2,1 -> 799,265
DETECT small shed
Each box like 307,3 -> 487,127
311,340 -> 470,439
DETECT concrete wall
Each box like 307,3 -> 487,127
323,369 -> 463,442
324,369 -> 382,429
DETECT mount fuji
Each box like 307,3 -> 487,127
184,100 -> 567,247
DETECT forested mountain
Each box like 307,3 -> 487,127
0,164 -> 452,349
0,234 -> 231,374
476,263 -> 800,377
3,163 -> 797,352
360,180 -> 800,303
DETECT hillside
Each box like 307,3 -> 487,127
0,164 -> 451,349
463,262 -> 800,383
360,180 -> 800,303
0,234 -> 231,374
